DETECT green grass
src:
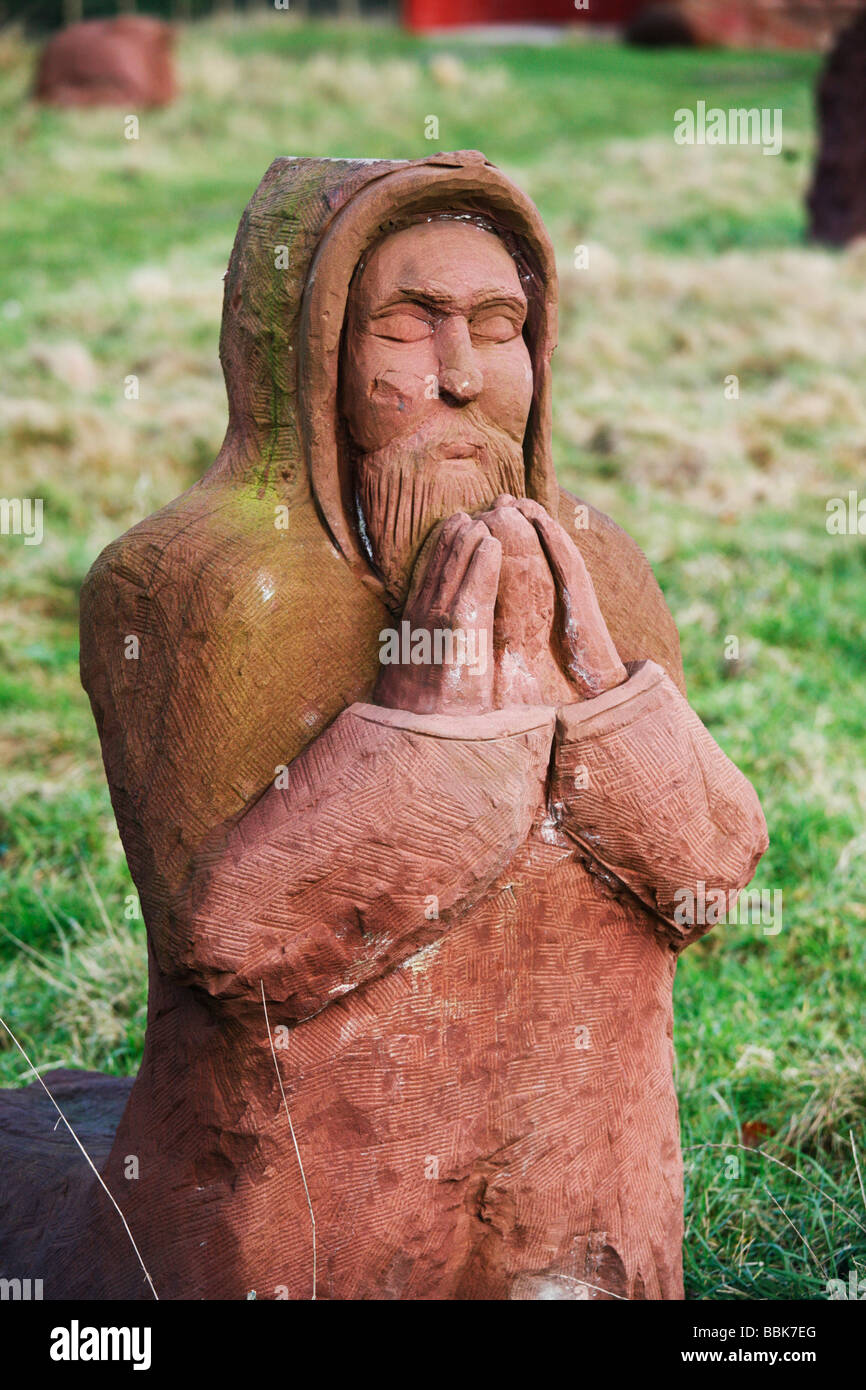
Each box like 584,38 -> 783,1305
0,15 -> 863,1300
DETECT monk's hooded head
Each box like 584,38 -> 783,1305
214,151 -> 560,617
340,217 -> 532,607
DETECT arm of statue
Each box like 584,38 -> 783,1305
551,659 -> 768,949
168,517 -> 553,1017
512,498 -> 768,951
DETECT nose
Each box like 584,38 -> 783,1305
436,316 -> 483,404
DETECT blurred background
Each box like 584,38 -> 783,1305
0,0 -> 864,1300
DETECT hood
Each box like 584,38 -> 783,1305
213,150 -> 560,597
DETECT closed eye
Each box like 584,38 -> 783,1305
370,312 -> 434,342
470,313 -> 522,343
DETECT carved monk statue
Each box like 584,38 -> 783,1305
14,152 -> 769,1300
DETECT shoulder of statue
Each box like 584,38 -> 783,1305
554,484 -> 686,697
79,485 -> 221,684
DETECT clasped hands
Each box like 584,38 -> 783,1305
376,494 -> 627,717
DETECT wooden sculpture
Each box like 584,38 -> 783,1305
0,152 -> 767,1300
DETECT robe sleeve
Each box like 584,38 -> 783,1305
550,660 -> 768,950
167,702 -> 555,1017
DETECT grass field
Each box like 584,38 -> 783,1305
0,15 -> 863,1300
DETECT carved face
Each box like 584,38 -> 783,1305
340,218 -> 534,607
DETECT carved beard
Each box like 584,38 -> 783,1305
355,415 -> 526,611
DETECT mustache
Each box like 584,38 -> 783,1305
359,410 -> 519,473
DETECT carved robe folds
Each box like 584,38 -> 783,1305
164,659 -> 766,1300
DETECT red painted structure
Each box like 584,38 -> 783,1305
404,0 -> 647,30
403,0 -> 858,48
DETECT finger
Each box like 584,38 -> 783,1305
434,519 -> 493,617
453,533 -> 502,630
516,501 -> 590,598
513,498 -> 582,577
517,503 -> 626,697
476,501 -> 540,558
411,516 -> 491,623
451,535 -> 501,687
512,496 -> 547,523
407,512 -> 473,615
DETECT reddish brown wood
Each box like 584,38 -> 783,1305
34,17 -> 176,109
0,153 -> 767,1301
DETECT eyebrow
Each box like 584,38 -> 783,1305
371,284 -> 527,317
